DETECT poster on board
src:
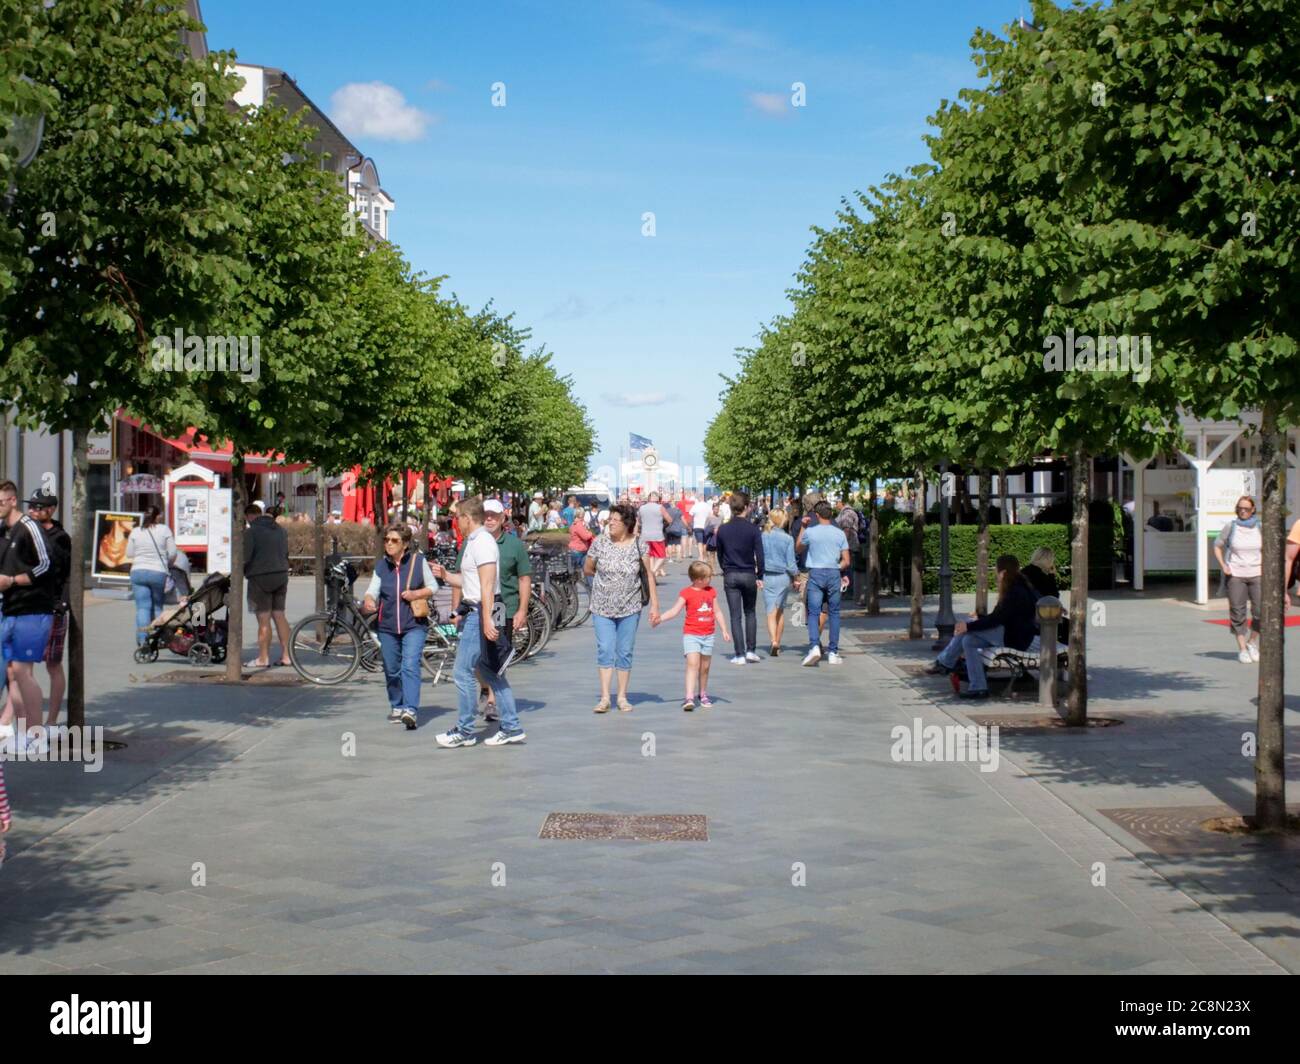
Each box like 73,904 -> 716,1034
173,486 -> 211,547
92,510 -> 143,581
207,489 -> 233,573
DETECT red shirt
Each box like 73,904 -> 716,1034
679,585 -> 718,636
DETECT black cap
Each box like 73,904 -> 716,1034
25,490 -> 57,508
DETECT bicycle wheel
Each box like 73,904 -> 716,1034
572,577 -> 591,626
421,627 -> 457,684
554,578 -> 578,629
524,595 -> 553,658
289,613 -> 363,685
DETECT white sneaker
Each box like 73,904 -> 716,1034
435,730 -> 478,748
827,652 -> 844,665
802,645 -> 822,667
1238,648 -> 1253,664
484,730 -> 525,746
744,652 -> 761,663
729,656 -> 746,666
1248,642 -> 1260,663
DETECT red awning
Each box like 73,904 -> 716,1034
116,413 -> 308,473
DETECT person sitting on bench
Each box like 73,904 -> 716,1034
926,554 -> 1040,700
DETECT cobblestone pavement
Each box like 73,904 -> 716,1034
0,570 -> 1289,973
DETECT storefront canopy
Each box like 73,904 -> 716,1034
116,413 -> 308,474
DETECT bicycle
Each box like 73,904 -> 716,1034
290,559 -> 458,685
288,560 -> 381,685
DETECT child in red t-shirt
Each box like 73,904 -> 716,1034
654,561 -> 730,711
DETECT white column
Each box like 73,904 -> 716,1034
1125,454 -> 1151,591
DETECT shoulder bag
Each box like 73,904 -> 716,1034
406,553 -> 430,619
636,536 -> 651,607
146,528 -> 177,597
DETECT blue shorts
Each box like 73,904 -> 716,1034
2,614 -> 54,663
683,633 -> 714,657
693,529 -> 708,543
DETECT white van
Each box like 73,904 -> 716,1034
565,482 -> 612,510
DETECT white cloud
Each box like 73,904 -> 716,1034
330,82 -> 433,142
748,92 -> 788,117
601,391 -> 680,408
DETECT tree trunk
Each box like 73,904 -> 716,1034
401,467 -> 409,522
868,475 -> 880,615
418,470 -> 432,555
1255,402 -> 1286,829
975,469 -> 991,616
313,467 -> 326,614
999,467 -> 1010,525
909,468 -> 926,639
67,426 -> 90,729
225,448 -> 246,683
1065,444 -> 1089,725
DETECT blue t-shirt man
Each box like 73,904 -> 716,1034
801,521 -> 848,569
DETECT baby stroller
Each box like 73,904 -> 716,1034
134,571 -> 231,666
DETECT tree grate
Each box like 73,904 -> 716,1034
539,813 -> 708,842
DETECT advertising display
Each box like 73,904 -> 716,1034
173,486 -> 211,547
92,510 -> 143,580
207,489 -> 233,573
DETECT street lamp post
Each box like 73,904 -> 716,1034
933,459 -> 956,648
1,93 -> 45,215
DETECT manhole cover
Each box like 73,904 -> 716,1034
966,713 -> 1123,735
539,813 -> 708,842
1102,804 -> 1300,855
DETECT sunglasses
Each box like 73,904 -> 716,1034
384,536 -> 403,543
1236,506 -> 1254,514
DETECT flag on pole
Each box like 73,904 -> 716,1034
629,433 -> 653,457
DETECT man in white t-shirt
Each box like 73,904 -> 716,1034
718,495 -> 732,524
527,492 -> 545,532
431,497 -> 525,748
690,496 -> 713,561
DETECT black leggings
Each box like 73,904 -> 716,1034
724,570 -> 758,655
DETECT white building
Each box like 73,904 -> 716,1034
231,64 -> 395,242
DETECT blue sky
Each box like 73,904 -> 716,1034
203,0 -> 1027,483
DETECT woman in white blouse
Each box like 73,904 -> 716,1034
1213,495 -> 1262,664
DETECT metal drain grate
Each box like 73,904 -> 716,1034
1102,804 -> 1300,855
539,813 -> 708,842
965,713 -> 1123,735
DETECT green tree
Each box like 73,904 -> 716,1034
0,0 -> 280,714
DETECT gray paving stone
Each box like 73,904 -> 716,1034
0,573 -> 1290,973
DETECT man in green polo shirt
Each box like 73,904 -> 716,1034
452,498 -> 531,721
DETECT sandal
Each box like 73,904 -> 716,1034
617,698 -> 634,713
593,699 -> 611,714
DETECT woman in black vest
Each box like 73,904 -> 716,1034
362,524 -> 439,729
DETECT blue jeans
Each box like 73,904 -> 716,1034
453,609 -> 520,737
805,568 -> 842,653
937,624 -> 1004,693
593,612 -> 639,670
130,569 -> 168,645
378,626 -> 425,711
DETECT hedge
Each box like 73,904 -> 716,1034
876,522 -> 1114,593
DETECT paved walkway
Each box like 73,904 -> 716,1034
0,567 -> 1291,973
